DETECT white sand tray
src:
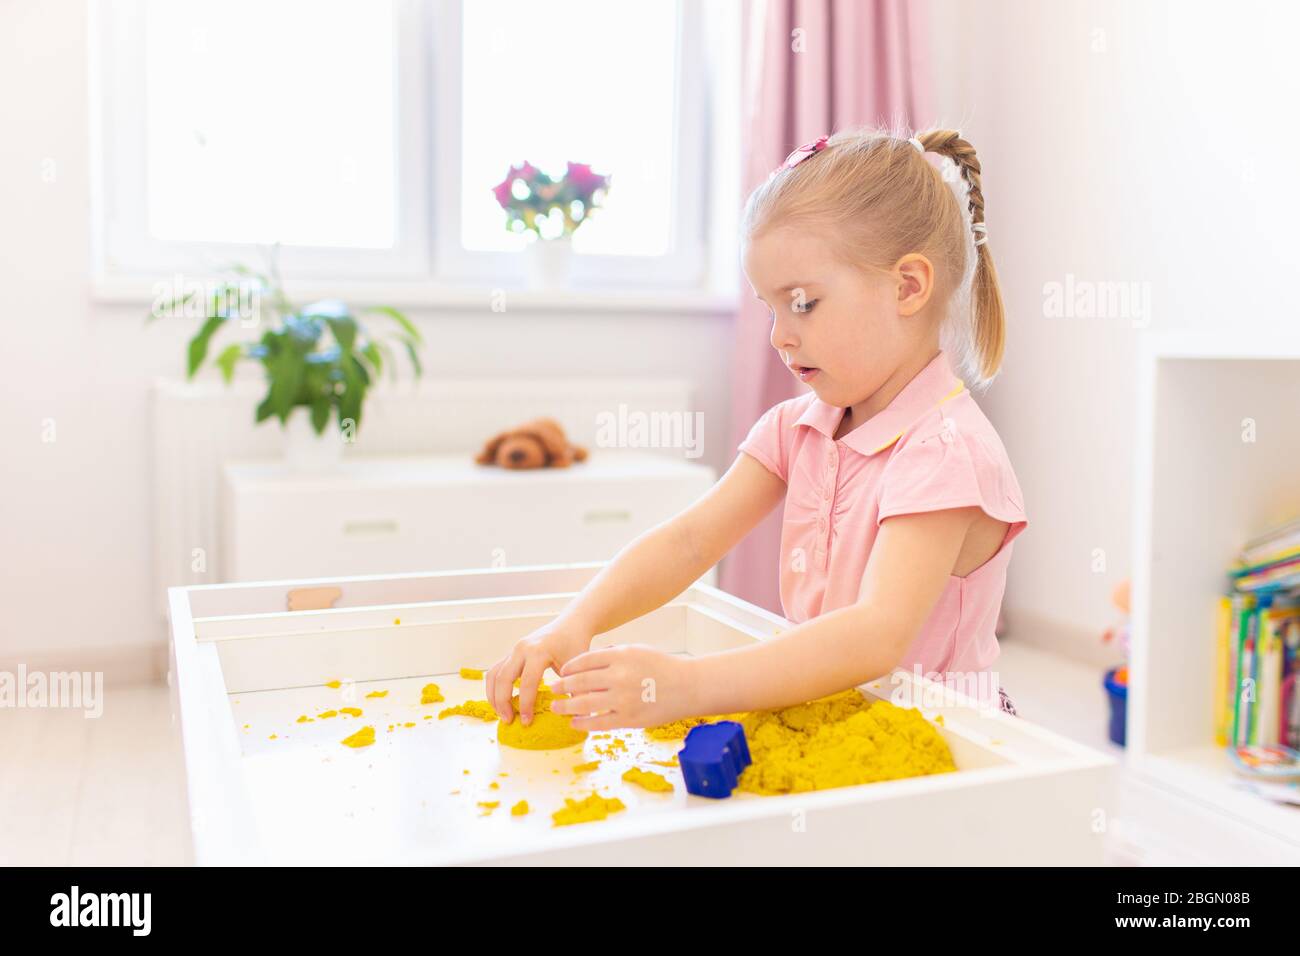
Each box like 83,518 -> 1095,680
169,563 -> 1115,865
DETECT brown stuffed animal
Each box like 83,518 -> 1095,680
474,417 -> 589,470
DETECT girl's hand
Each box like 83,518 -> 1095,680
486,621 -> 592,726
549,645 -> 699,731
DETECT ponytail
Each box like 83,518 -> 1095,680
915,130 -> 1006,382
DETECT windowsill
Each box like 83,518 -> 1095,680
92,276 -> 740,316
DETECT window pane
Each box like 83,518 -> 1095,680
460,0 -> 678,257
143,0 -> 396,248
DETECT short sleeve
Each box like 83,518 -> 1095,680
737,402 -> 790,483
876,417 -> 1027,543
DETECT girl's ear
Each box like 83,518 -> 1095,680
893,253 -> 935,316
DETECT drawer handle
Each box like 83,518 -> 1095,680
342,519 -> 400,536
583,509 -> 631,524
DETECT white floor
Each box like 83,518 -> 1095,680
1,683 -> 193,866
1,641 -> 1125,867
996,641 -> 1121,756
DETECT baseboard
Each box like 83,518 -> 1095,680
0,642 -> 168,687
1001,605 -> 1127,671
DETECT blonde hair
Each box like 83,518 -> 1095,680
741,126 -> 1006,386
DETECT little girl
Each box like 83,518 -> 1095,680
487,127 -> 1027,730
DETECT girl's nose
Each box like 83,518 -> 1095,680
769,311 -> 798,353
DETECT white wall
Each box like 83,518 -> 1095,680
10,0 -> 1298,677
0,0 -> 737,675
927,0 -> 1300,662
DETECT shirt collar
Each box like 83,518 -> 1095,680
792,349 -> 966,456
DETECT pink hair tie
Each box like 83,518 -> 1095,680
780,135 -> 829,171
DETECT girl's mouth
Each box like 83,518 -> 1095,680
791,364 -> 820,383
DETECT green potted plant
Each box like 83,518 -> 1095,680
491,160 -> 611,289
146,257 -> 424,470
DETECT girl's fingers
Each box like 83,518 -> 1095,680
559,648 -> 614,677
569,709 -> 621,732
551,690 -> 609,717
549,670 -> 609,698
491,652 -> 524,723
516,657 -> 548,725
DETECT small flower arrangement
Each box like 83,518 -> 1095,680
491,161 -> 611,240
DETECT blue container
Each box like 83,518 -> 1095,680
1103,667 -> 1127,747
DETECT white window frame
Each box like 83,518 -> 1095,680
92,0 -> 723,297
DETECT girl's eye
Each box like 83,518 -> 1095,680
792,298 -> 818,314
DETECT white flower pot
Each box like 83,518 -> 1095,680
282,409 -> 344,473
525,235 -> 574,290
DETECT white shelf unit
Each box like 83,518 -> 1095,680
1128,330 -> 1300,862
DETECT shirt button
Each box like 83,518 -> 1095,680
822,485 -> 831,499
818,517 -> 826,531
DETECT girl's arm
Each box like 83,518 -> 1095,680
691,506 -> 979,714
551,505 -> 982,729
560,453 -> 786,637
487,453 -> 786,723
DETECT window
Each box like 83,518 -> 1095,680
94,0 -> 721,292
143,0 -> 397,249
459,0 -> 677,257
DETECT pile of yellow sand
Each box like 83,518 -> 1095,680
496,686 -> 588,750
438,683 -> 588,751
647,690 -> 955,795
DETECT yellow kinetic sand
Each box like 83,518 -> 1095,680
645,690 -> 955,795
340,726 -> 375,748
552,792 -> 626,827
496,686 -> 587,751
438,700 -> 496,721
437,684 -> 588,750
622,767 -> 674,792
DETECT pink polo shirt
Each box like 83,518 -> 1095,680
738,349 -> 1027,700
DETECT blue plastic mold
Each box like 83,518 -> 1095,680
678,720 -> 752,798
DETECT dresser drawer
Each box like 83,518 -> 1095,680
222,452 -> 715,581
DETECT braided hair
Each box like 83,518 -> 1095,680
914,129 -> 1004,381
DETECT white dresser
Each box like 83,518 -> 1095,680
220,451 -> 716,583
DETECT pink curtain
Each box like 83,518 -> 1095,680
719,0 -> 933,613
